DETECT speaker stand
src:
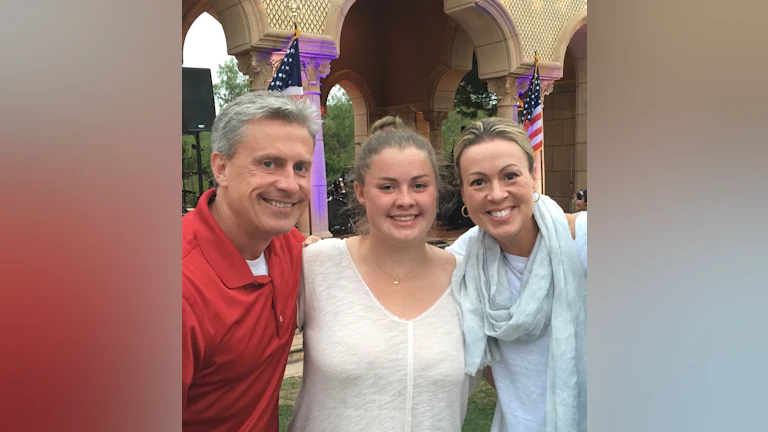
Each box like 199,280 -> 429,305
191,131 -> 204,205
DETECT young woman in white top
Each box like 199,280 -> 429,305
446,117 -> 587,432
289,129 -> 476,432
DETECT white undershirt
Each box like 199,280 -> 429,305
245,252 -> 268,276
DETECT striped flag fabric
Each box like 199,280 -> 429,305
522,60 -> 543,153
267,33 -> 303,96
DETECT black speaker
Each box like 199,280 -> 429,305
182,67 -> 216,132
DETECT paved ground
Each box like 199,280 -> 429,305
284,333 -> 304,378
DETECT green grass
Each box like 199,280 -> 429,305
278,377 -> 303,430
462,380 -> 498,431
278,376 -> 497,431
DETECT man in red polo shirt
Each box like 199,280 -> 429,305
182,90 -> 319,431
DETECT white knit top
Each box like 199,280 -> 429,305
288,238 -> 473,432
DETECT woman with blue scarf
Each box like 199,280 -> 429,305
446,117 -> 587,432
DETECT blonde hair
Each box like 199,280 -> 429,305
369,115 -> 405,134
452,117 -> 534,184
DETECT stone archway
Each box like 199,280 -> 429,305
569,24 -> 587,195
544,14 -> 587,211
442,0 -> 524,78
321,69 -> 375,154
421,21 -> 476,159
428,21 -> 475,112
324,0 -> 522,79
209,0 -> 270,55
551,8 -> 587,68
182,1 -> 220,61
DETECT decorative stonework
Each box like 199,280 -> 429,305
500,0 -> 587,61
541,80 -> 555,98
487,76 -> 531,104
236,50 -> 276,91
263,52 -> 332,93
301,57 -> 332,93
263,0 -> 330,35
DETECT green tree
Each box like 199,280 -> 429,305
441,110 -> 490,162
453,54 -> 497,119
441,53 -> 497,162
322,87 -> 355,183
212,57 -> 250,109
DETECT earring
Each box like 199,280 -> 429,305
461,206 -> 470,217
533,191 -> 541,203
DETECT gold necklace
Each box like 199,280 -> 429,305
368,250 -> 421,285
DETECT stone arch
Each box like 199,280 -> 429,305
551,8 -> 587,67
182,1 -> 220,58
545,18 -> 587,209
443,0 -> 524,79
183,0 -> 272,56
321,69 -> 375,152
210,0 -> 270,55
427,21 -> 475,112
324,0 -> 522,78
323,0 -> 357,52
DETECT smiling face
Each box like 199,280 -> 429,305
354,147 -> 437,245
459,138 -> 537,247
212,118 -> 314,239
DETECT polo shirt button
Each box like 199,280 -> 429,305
279,315 -> 283,322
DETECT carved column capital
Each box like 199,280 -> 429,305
487,76 -> 530,106
300,57 -> 332,94
541,80 -> 556,99
235,50 -> 276,91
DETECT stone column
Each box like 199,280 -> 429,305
487,76 -> 529,124
423,110 -> 450,160
298,56 -> 333,238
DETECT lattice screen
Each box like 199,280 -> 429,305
262,0 -> 331,35
501,0 -> 586,61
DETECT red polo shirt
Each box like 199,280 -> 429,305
182,188 -> 304,432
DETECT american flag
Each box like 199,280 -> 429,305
267,35 -> 303,96
522,61 -> 543,153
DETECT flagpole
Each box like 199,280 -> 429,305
534,52 -> 545,195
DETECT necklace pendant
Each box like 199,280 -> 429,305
393,279 -> 399,285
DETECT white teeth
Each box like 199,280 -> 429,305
392,215 -> 416,221
265,199 -> 293,208
490,208 -> 512,217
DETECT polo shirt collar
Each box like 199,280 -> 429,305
193,188 -> 275,289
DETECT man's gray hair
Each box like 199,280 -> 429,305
211,90 -> 321,159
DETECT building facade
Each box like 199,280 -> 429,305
182,0 -> 588,235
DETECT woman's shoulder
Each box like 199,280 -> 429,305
302,237 -> 346,262
565,211 -> 587,240
445,226 -> 479,257
430,245 -> 460,273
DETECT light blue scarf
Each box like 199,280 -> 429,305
452,194 -> 586,432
